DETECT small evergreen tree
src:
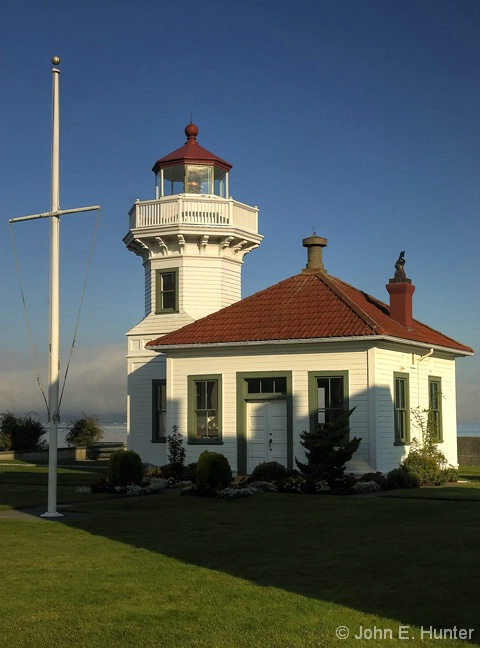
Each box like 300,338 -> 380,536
65,415 -> 104,448
167,425 -> 186,479
295,408 -> 360,483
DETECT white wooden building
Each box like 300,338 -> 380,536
124,124 -> 473,475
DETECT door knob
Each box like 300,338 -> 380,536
269,438 -> 272,450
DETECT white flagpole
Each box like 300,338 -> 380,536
42,56 -> 62,517
9,58 -> 100,518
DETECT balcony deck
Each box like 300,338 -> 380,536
129,195 -> 259,234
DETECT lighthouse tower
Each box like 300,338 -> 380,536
123,123 -> 262,462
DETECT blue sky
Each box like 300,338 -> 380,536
1,0 -> 478,425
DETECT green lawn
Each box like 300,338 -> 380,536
0,461 -> 114,510
1,464 -> 480,647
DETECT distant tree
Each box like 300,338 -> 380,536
0,412 -> 47,452
65,415 -> 104,448
295,408 -> 360,483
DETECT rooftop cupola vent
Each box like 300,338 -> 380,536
302,235 -> 328,274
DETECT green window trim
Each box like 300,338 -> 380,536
236,371 -> 293,474
155,268 -> 179,314
394,372 -> 410,445
428,376 -> 443,443
187,375 -> 223,444
307,370 -> 350,444
151,379 -> 167,443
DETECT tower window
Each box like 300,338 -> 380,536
155,269 -> 178,313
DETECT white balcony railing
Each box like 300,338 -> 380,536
128,195 -> 258,234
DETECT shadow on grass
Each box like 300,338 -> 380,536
55,490 -> 480,642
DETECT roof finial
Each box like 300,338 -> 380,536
185,121 -> 198,141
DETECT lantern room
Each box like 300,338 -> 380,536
152,122 -> 232,199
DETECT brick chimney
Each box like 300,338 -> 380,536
302,235 -> 328,274
386,251 -> 415,328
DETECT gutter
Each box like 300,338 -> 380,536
149,334 -> 474,357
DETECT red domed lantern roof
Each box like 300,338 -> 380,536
152,123 -> 232,174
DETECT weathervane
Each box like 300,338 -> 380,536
9,57 -> 101,517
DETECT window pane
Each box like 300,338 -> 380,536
429,381 -> 439,409
196,381 -> 206,410
330,377 -> 344,408
195,410 -> 218,438
395,379 -> 405,409
246,378 -> 261,394
317,384 -> 326,409
274,377 -> 287,394
186,165 -> 213,194
157,411 -> 166,438
206,381 -> 217,409
261,378 -> 274,393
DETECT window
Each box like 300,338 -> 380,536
155,269 -> 178,313
394,373 -> 410,444
308,371 -> 349,442
188,375 -> 222,444
152,380 -> 166,443
185,165 -> 213,194
428,377 -> 443,442
316,376 -> 344,428
245,377 -> 287,395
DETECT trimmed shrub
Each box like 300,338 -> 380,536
358,471 -> 388,491
441,467 -> 459,483
250,461 -> 287,483
402,451 -> 445,486
65,415 -> 104,448
108,449 -> 143,486
196,451 -> 232,495
387,467 -> 420,490
159,464 -> 177,480
182,462 -> 198,482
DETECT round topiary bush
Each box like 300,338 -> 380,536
196,451 -> 232,495
250,461 -> 287,483
107,449 -> 143,486
387,466 -> 420,490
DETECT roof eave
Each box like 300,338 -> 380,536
148,334 -> 474,356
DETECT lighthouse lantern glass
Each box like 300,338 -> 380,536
186,165 -> 213,194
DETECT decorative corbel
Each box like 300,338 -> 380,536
155,237 -> 169,255
177,234 -> 186,253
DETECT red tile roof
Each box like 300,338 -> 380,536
152,123 -> 232,174
147,272 -> 473,354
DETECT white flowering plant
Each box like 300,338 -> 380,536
352,480 -> 381,494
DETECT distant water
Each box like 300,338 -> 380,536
41,424 -> 128,449
458,424 -> 480,437
40,422 -> 478,448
